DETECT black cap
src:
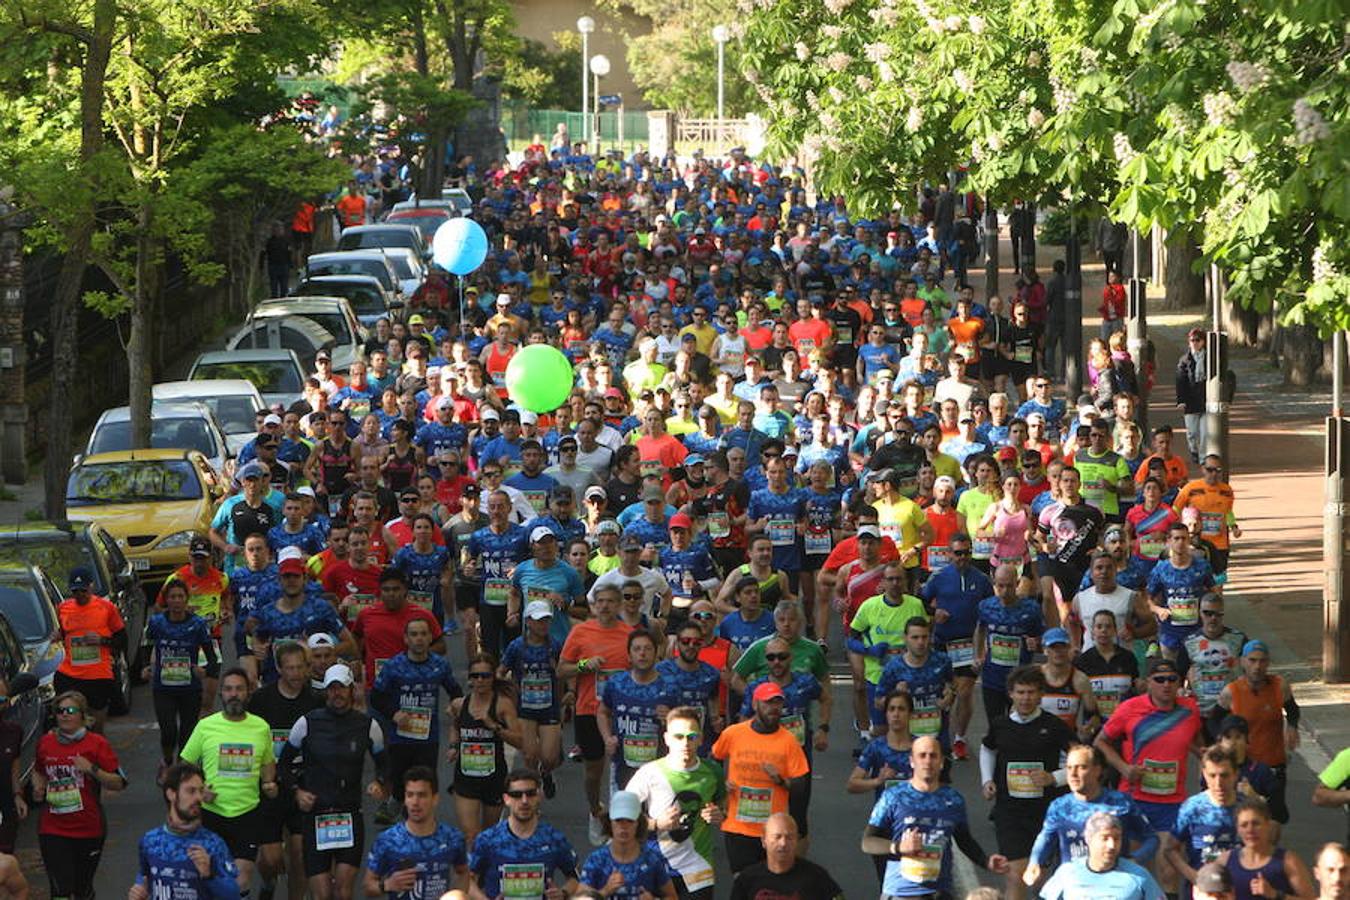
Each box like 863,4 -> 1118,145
189,535 -> 212,557
1217,713 -> 1249,736
1146,657 -> 1179,677
549,485 -> 575,501
68,566 -> 95,590
378,566 -> 408,585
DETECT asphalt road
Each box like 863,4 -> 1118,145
12,645 -> 1347,899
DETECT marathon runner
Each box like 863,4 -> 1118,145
129,763 -> 240,900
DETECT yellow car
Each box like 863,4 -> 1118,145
65,449 -> 225,584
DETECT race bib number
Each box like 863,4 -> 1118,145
972,537 -> 994,560
594,669 -> 620,703
1138,533 -> 1166,559
682,867 -> 715,892
989,634 -> 1022,667
160,654 -> 192,686
397,705 -> 432,740
804,528 -> 832,555
460,741 -> 496,777
1090,674 -> 1132,717
501,863 -> 546,898
708,511 -> 730,539
315,812 -> 354,850
1007,761 -> 1045,799
927,546 -> 951,570
217,742 -> 255,778
408,590 -> 434,612
910,703 -> 941,737
622,735 -> 659,767
1201,512 -> 1223,536
1196,671 -> 1228,700
271,728 -> 289,760
520,673 -> 553,710
502,461 -> 522,480
1014,344 -> 1034,364
47,776 -> 83,814
1169,595 -> 1199,627
1141,758 -> 1179,795
898,837 -> 945,884
736,785 -> 772,824
640,459 -> 663,481
524,490 -> 548,515
945,638 -> 974,668
344,593 -> 375,623
483,578 -> 511,608
767,517 -> 795,547
783,713 -> 807,745
346,399 -> 370,420
490,371 -> 507,387
71,634 -> 102,666
723,350 -> 745,371
836,325 -> 853,344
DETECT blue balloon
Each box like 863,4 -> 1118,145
432,217 -> 488,275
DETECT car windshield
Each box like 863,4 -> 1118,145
89,418 -> 216,458
390,215 -> 447,238
159,394 -> 257,433
308,259 -> 393,291
0,541 -> 101,594
386,255 -> 415,279
0,579 -> 50,643
67,459 -> 203,506
298,312 -> 352,346
294,282 -> 386,317
338,232 -> 417,251
193,361 -> 302,395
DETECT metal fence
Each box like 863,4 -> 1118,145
500,103 -> 649,154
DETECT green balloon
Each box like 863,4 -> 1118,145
504,344 -> 575,413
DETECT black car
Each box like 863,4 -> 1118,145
0,612 -> 44,780
0,523 -> 149,714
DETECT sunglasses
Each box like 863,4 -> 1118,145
56,705 -> 83,716
622,592 -> 644,600
1203,467 -> 1221,473
765,652 -> 790,661
951,549 -> 971,557
1201,609 -> 1224,617
1151,674 -> 1179,684
468,671 -> 494,680
669,731 -> 701,741
505,788 -> 540,799
691,611 -> 715,620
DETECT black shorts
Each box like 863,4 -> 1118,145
452,772 -> 506,804
1047,561 -> 1084,606
575,714 -> 606,761
202,806 -> 261,861
802,553 -> 828,573
256,794 -> 295,845
980,354 -> 1006,381
388,742 -> 440,792
455,581 -> 480,613
993,806 -> 1044,859
53,672 -> 118,711
301,809 -> 365,877
518,703 -> 561,725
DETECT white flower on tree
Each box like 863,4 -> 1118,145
968,14 -> 986,33
795,42 -> 811,61
1293,98 -> 1331,145
953,68 -> 973,92
1027,108 -> 1046,128
824,51 -> 852,72
1203,92 -> 1236,128
907,106 -> 924,130
1225,61 -> 1269,92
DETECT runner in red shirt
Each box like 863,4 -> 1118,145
350,567 -> 443,689
322,524 -> 384,628
787,297 -> 833,358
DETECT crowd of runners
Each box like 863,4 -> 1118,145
12,138 -> 1350,900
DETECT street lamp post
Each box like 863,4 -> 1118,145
589,54 -> 610,153
577,16 -> 595,149
711,25 -> 729,125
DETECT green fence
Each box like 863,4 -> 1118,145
501,103 -> 649,154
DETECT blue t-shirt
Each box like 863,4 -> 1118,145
371,652 -> 462,745
266,522 -> 326,558
1030,787 -> 1158,866
136,824 -> 240,900
801,487 -> 843,555
976,596 -> 1045,692
1015,398 -> 1068,439
620,515 -> 671,553
859,342 -> 902,381
468,820 -> 577,898
658,547 -> 718,593
858,737 -> 915,800
578,843 -> 672,897
228,564 -> 281,643
365,822 -> 467,899
877,652 -> 954,746
393,544 -> 452,621
1040,857 -> 1165,900
521,514 -> 587,547
738,672 -> 822,751
1172,791 -> 1238,869
510,560 -> 584,645
601,671 -> 682,768
466,525 -> 530,608
500,636 -> 564,717
146,612 -> 214,693
920,565 -> 992,642
505,471 -> 560,518
1146,558 -> 1216,643
250,593 -> 342,682
655,658 -> 721,716
413,422 -> 469,480
477,435 -> 524,471
716,609 -> 776,651
747,487 -> 807,572
868,782 -> 969,897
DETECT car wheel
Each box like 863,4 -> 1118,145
108,651 -> 132,716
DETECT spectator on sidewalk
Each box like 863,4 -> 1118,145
1176,329 -> 1207,463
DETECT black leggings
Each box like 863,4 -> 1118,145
153,689 -> 202,760
983,685 -> 1011,729
39,832 -> 104,900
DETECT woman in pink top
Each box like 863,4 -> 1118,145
979,471 -> 1035,572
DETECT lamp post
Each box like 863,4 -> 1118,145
589,53 -> 610,153
711,25 -> 729,125
577,16 -> 595,148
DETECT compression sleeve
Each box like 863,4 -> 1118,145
1284,694 -> 1300,729
953,823 -> 992,869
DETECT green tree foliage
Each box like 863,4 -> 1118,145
501,36 -> 584,109
738,0 -> 1347,333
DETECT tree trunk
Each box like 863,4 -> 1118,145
1222,296 -> 1262,348
127,202 -> 155,450
44,0 -> 115,521
1163,229 -> 1204,310
1280,324 -> 1323,386
421,125 -> 448,199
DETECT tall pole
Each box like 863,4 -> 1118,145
1203,263 -> 1230,466
593,73 -> 600,151
717,41 -> 725,122
1064,207 -> 1084,399
577,16 -> 594,149
1326,332 -> 1350,682
983,198 -> 999,297
1126,227 -> 1149,433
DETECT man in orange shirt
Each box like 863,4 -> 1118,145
558,584 -> 633,846
711,681 -> 810,875
335,182 -> 366,230
1132,424 -> 1191,491
55,567 -> 128,733
947,295 -> 985,364
290,199 -> 315,268
1173,453 -> 1240,578
635,408 -> 688,491
787,297 -> 833,360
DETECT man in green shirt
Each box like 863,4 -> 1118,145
181,666 -> 278,893
1073,423 -> 1133,519
627,706 -> 727,899
732,600 -> 827,689
847,561 -> 931,687
1313,746 -> 1350,846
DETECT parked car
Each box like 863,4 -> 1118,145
392,189 -> 473,218
82,400 -> 232,475
383,207 -> 451,240
249,297 -> 367,372
0,564 -> 67,702
292,275 -> 398,328
153,379 -> 265,456
0,521 -> 150,683
380,247 -> 427,298
0,617 -> 43,779
188,349 -> 306,410
65,449 -> 224,591
304,250 -> 402,301
336,224 -> 428,261
223,317 -> 335,377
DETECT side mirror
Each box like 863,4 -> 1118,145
388,300 -> 406,312
8,673 -> 38,696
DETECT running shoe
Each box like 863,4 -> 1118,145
952,738 -> 969,761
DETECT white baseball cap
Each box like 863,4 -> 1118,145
524,600 -> 553,620
530,526 -> 558,543
321,663 -> 354,687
